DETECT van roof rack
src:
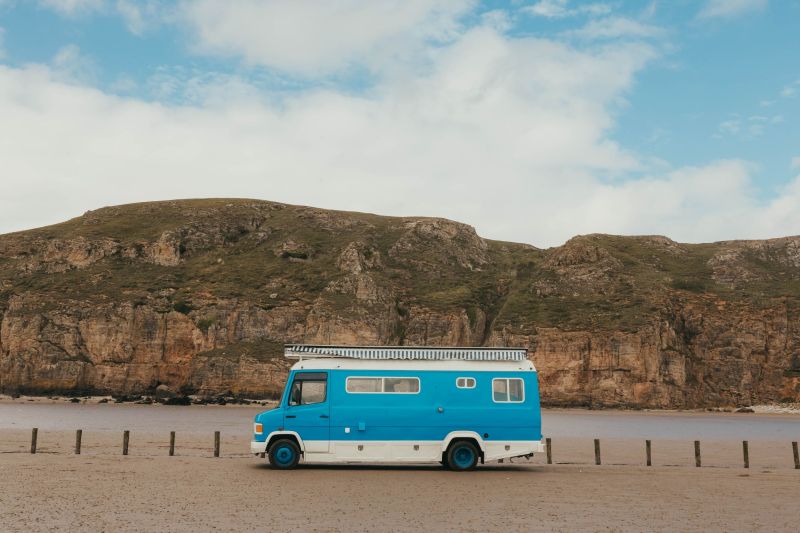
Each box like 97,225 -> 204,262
284,344 -> 527,361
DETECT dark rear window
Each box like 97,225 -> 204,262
295,372 -> 327,381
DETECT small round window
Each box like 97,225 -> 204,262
456,377 -> 476,389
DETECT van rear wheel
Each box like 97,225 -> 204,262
446,441 -> 479,471
268,439 -> 300,469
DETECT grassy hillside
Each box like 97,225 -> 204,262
1,199 -> 798,334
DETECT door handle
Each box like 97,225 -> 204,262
320,415 -> 329,419
285,415 -> 296,419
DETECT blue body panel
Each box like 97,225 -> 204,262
255,368 -> 542,445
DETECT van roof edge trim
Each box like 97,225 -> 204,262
284,344 -> 528,361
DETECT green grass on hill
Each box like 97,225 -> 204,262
1,200 -> 798,335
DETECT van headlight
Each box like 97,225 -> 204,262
254,423 -> 263,435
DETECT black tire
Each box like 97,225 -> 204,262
268,438 -> 301,469
446,441 -> 479,471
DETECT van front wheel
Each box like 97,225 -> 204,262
268,439 -> 300,469
446,441 -> 479,471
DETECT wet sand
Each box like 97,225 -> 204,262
2,400 -> 799,440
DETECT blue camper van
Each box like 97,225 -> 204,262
251,345 -> 544,471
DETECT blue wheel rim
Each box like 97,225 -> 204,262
453,446 -> 474,468
275,445 -> 294,465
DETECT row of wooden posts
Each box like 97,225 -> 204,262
29,428 -> 222,458
541,437 -> 800,469
25,429 -> 800,468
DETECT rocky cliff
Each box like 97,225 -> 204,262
1,199 -> 798,407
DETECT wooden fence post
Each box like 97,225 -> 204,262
694,440 -> 701,468
30,428 -> 38,454
546,437 -> 552,465
75,429 -> 82,455
646,440 -> 652,467
793,442 -> 799,470
122,430 -> 129,456
594,439 -> 601,465
169,431 -> 175,456
742,441 -> 749,469
214,431 -> 220,458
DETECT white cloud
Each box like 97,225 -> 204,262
792,157 -> 800,170
179,0 -> 473,76
524,0 -> 570,18
565,17 -> 664,40
108,74 -> 137,94
578,160 -> 800,242
0,27 -> 659,247
523,0 -> 611,19
752,175 -> 800,237
37,0 -> 105,16
781,85 -> 796,98
36,0 -> 173,35
641,1 -> 658,19
0,8 -> 797,248
717,116 -> 741,136
115,0 -> 146,34
51,44 -> 96,83
697,0 -> 767,19
715,114 -> 783,139
748,124 -> 765,137
480,9 -> 512,32
115,0 -> 173,35
0,27 -> 6,61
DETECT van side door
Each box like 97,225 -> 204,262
283,372 -> 330,453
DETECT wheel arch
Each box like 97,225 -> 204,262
265,431 -> 305,454
442,431 -> 485,463
442,431 -> 485,453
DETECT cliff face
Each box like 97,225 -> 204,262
0,199 -> 798,406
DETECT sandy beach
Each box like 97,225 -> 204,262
1,448 -> 798,532
1,403 -> 799,532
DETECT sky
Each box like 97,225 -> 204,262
0,0 -> 798,248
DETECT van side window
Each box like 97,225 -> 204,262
346,377 -> 420,394
346,377 -> 382,393
288,373 -> 327,406
384,378 -> 419,393
492,378 -> 524,403
456,377 -> 476,389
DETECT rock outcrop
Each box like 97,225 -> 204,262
0,199 -> 798,407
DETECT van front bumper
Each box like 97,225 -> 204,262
251,440 -> 268,455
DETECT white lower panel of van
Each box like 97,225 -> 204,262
326,441 -> 442,462
300,440 -> 544,464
